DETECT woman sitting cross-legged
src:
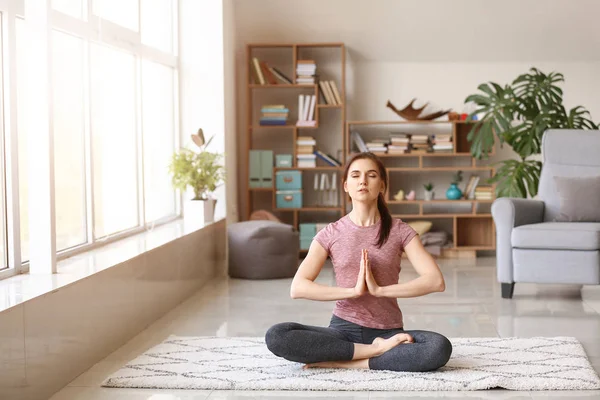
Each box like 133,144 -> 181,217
265,152 -> 452,372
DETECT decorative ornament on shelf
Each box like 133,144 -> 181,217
405,190 -> 416,201
386,99 -> 452,121
393,189 -> 405,201
446,170 -> 463,200
423,182 -> 434,201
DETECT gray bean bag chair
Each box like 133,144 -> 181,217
228,220 -> 299,279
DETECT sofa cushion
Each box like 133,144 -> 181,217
512,222 -> 600,251
554,175 -> 600,222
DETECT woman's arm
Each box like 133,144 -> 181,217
290,240 -> 357,301
377,236 -> 445,298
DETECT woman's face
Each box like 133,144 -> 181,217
344,158 -> 385,202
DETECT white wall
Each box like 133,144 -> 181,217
179,0 -> 237,222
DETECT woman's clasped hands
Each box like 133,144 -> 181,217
353,249 -> 383,298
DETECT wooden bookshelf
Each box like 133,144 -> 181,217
245,43 -> 347,245
346,120 -> 496,257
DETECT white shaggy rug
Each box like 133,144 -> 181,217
102,336 -> 600,391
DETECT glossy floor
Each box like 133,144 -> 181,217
50,257 -> 600,399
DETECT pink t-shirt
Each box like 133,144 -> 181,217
313,214 -> 418,329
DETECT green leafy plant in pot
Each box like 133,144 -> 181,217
169,129 -> 225,223
423,182 -> 434,201
465,68 -> 598,198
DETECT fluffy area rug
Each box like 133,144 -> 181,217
102,335 -> 600,391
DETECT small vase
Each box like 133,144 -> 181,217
424,190 -> 434,201
446,183 -> 462,200
184,198 -> 217,225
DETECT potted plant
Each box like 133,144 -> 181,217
423,182 -> 434,201
465,67 -> 597,198
446,170 -> 463,200
169,130 -> 225,223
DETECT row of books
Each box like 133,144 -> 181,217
351,130 -> 454,154
259,104 -> 288,126
463,176 -> 494,200
297,95 -> 316,127
319,81 -> 343,105
296,136 -> 343,167
251,57 -> 292,85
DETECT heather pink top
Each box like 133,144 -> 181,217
314,215 -> 418,329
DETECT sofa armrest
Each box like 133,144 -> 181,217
492,198 -> 545,283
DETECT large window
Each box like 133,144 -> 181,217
142,60 -> 176,222
53,30 -> 87,251
0,15 -> 6,271
3,1 -> 178,277
16,18 -> 28,263
90,44 -> 139,238
92,0 -> 139,31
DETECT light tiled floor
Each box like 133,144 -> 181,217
50,257 -> 600,399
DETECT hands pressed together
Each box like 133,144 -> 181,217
353,249 -> 383,298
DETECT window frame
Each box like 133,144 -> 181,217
0,0 -> 180,279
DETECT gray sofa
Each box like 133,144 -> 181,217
492,129 -> 600,299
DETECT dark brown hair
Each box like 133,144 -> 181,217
343,152 -> 392,248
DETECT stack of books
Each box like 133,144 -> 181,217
474,185 -> 494,200
388,133 -> 410,154
365,138 -> 389,154
296,60 -> 316,84
296,94 -> 316,127
432,133 -> 453,153
259,104 -> 288,126
297,136 -> 317,167
410,134 -> 431,153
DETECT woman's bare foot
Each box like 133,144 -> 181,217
372,333 -> 413,356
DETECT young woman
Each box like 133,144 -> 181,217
265,152 -> 452,372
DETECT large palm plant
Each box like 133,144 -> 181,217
465,68 -> 597,198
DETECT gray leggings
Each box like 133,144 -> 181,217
265,314 -> 452,372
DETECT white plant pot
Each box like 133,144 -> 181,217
424,190 -> 434,201
184,199 -> 217,225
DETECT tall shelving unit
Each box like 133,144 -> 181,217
346,120 -> 496,257
246,43 -> 347,247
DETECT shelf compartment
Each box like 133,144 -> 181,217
456,217 -> 495,248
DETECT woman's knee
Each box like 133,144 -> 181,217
427,334 -> 453,370
264,322 -> 293,356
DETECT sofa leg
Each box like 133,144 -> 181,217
501,283 -> 515,299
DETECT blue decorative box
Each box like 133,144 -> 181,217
276,190 -> 302,209
300,237 -> 313,250
299,223 -> 317,239
275,170 -> 302,190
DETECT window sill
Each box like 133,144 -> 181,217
0,217 -> 225,313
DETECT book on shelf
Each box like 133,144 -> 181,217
463,175 -> 481,199
296,60 -> 316,84
270,66 -> 292,84
474,185 -> 494,200
351,130 -> 368,152
318,80 -> 342,105
252,57 -> 265,85
250,57 -> 292,85
314,150 -> 341,167
297,94 -> 316,127
259,104 -> 288,126
297,136 -> 316,167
